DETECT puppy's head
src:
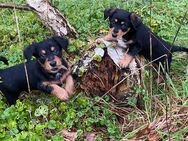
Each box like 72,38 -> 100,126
24,36 -> 69,73
104,8 -> 142,38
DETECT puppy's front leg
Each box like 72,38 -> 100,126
118,53 -> 134,68
119,44 -> 142,68
51,74 -> 74,100
64,75 -> 74,96
59,73 -> 74,96
50,84 -> 70,100
37,82 -> 69,100
96,33 -> 114,43
37,82 -> 53,94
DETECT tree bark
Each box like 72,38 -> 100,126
26,0 -> 77,38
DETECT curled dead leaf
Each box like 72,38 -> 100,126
84,132 -> 96,141
61,129 -> 77,141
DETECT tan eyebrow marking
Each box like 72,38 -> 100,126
41,50 -> 46,54
121,21 -> 125,24
51,46 -> 55,51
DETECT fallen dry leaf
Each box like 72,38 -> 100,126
61,129 -> 77,141
84,132 -> 96,141
148,131 -> 161,141
178,106 -> 188,114
134,124 -> 150,139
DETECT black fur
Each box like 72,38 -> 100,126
104,8 -> 188,72
0,56 -> 8,65
0,36 -> 69,105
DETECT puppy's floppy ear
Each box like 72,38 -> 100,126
52,36 -> 69,52
104,8 -> 116,20
0,56 -> 8,65
130,13 -> 142,30
24,43 -> 37,62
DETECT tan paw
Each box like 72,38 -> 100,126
51,84 -> 70,101
118,59 -> 129,68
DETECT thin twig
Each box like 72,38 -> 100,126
0,3 -> 33,11
172,9 -> 187,45
24,63 -> 31,94
13,5 -> 31,94
92,72 -> 105,88
149,0 -> 153,122
14,7 -> 21,42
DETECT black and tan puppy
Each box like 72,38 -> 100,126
97,8 -> 188,83
0,36 -> 74,105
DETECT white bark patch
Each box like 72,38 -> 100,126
26,0 -> 77,38
104,40 -> 140,84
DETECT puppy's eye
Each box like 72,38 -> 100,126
109,20 -> 115,27
51,46 -> 56,52
41,50 -> 46,56
110,21 -> 115,25
121,21 -> 125,25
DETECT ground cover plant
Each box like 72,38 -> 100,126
0,0 -> 188,140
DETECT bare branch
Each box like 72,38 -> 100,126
0,3 -> 33,11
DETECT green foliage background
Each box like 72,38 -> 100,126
0,0 -> 188,140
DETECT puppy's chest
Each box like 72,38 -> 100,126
45,72 -> 67,85
117,38 -> 127,48
46,73 -> 61,82
116,38 -> 134,49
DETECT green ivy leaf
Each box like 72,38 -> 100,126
52,135 -> 64,141
35,123 -> 47,133
93,55 -> 102,62
47,120 -> 57,130
34,105 -> 48,117
128,97 -> 137,107
59,102 -> 68,111
19,131 -> 28,140
15,100 -> 25,112
94,96 -> 102,102
0,129 -> 5,138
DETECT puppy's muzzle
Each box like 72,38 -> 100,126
112,32 -> 118,38
50,60 -> 57,67
112,28 -> 119,38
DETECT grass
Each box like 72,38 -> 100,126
0,0 -> 188,140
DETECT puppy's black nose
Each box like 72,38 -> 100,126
112,32 -> 117,38
50,60 -> 57,67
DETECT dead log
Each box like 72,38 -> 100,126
80,50 -> 140,100
72,42 -> 142,105
26,0 -> 77,38
80,49 -> 117,96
